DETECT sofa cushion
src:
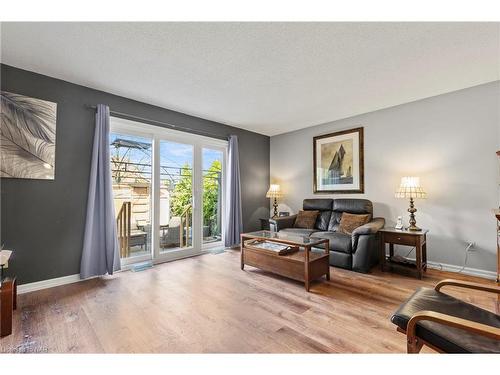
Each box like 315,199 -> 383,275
312,211 -> 330,231
280,228 -> 318,237
294,210 -> 319,229
303,199 -> 333,231
327,212 -> 342,232
327,199 -> 373,231
391,287 -> 500,353
310,231 -> 352,254
338,212 -> 371,235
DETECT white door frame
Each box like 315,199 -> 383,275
200,144 -> 227,250
110,116 -> 228,265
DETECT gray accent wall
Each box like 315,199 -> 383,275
271,81 -> 500,274
1,64 -> 270,284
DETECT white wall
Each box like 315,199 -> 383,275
270,82 -> 500,273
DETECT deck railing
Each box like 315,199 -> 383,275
180,204 -> 192,248
116,201 -> 131,258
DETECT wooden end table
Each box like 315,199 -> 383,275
379,228 -> 428,279
0,276 -> 17,337
494,209 -> 500,283
241,230 -> 330,291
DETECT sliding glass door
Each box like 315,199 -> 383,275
202,148 -> 224,246
110,117 -> 226,265
110,132 -> 153,264
159,140 -> 194,253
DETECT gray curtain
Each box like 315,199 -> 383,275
224,135 -> 243,247
80,104 -> 121,279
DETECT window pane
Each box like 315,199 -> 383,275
159,140 -> 194,252
110,133 -> 152,260
202,148 -> 223,245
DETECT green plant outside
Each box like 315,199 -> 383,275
170,160 -> 222,234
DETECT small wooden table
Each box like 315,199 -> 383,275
241,230 -> 330,291
379,228 -> 428,279
494,209 -> 500,283
0,276 -> 17,337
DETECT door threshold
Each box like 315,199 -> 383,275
119,250 -> 212,273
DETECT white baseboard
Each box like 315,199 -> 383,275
426,261 -> 497,280
16,257 -> 497,295
17,274 -> 82,294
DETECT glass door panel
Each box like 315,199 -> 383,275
202,148 -> 223,245
110,133 -> 152,261
159,140 -> 194,253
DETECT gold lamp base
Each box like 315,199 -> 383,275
407,197 -> 421,231
272,197 -> 279,219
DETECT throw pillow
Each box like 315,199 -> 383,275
338,212 -> 371,235
294,210 -> 319,229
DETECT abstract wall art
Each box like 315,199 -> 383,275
1,91 -> 57,180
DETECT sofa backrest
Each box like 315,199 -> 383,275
302,198 -> 373,232
303,199 -> 333,231
328,199 -> 373,231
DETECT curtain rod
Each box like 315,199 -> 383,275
85,105 -> 229,141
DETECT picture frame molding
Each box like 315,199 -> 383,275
313,126 -> 364,194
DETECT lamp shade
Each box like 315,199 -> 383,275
395,177 -> 427,199
0,249 -> 12,266
266,184 -> 283,198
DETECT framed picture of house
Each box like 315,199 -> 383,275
313,127 -> 364,194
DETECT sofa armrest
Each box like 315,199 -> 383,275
269,215 -> 297,232
352,217 -> 385,237
351,217 -> 385,250
350,218 -> 385,272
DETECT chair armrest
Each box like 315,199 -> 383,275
435,279 -> 500,295
407,310 -> 500,351
269,215 -> 297,231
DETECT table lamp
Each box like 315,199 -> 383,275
395,177 -> 427,231
266,184 -> 283,219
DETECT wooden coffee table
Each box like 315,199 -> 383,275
240,230 -> 330,291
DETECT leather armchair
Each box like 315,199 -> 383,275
391,279 -> 500,353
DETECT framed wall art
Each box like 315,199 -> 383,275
313,127 -> 364,194
1,91 -> 57,180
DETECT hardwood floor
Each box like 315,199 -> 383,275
1,249 -> 498,353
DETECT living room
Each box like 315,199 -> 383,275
0,1 -> 499,372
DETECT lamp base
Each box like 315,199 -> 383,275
407,197 -> 421,231
272,198 -> 279,219
407,224 -> 422,232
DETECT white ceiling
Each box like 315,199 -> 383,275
1,22 -> 499,136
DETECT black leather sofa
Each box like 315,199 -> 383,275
269,198 -> 385,273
